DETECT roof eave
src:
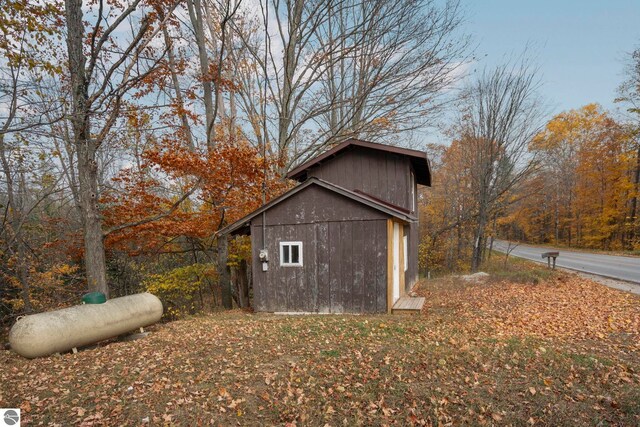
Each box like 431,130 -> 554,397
218,177 -> 417,236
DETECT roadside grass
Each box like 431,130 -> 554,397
483,253 -> 559,284
2,265 -> 639,426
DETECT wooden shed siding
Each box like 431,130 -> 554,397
305,146 -> 420,291
249,183 -> 390,313
376,220 -> 389,312
252,184 -> 384,226
244,147 -> 425,313
251,219 -> 388,313
307,147 -> 413,212
316,222 -> 330,311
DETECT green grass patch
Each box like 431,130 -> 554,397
482,253 -> 559,284
319,349 -> 340,358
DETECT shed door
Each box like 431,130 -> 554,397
392,222 -> 401,303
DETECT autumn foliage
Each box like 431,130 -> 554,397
504,104 -> 638,250
102,136 -> 281,255
421,103 -> 639,273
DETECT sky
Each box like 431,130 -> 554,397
464,0 -> 640,116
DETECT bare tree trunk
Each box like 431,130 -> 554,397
16,239 -> 33,313
161,24 -> 195,150
186,0 -> 215,148
471,205 -> 488,271
77,141 -> 109,295
231,259 -> 250,308
503,241 -> 518,268
217,236 -> 232,309
0,134 -> 34,312
456,221 -> 462,259
554,187 -> 560,243
65,0 -> 109,296
628,143 -> 640,248
276,0 -> 304,171
15,169 -> 34,312
487,214 -> 497,260
457,59 -> 543,272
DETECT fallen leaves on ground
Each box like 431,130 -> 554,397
2,272 -> 639,426
424,274 -> 640,344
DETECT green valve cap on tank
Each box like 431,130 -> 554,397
82,292 -> 107,304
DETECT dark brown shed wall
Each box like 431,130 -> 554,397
307,147 -> 413,212
306,147 -> 420,290
250,185 -> 389,313
252,184 -> 384,226
251,220 -> 388,313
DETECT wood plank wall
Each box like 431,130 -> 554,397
251,185 -> 389,313
308,148 -> 413,212
252,220 -> 388,313
309,147 -> 420,291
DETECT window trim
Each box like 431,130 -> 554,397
279,241 -> 303,267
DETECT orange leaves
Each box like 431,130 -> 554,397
451,274 -> 640,345
103,134 -> 287,255
4,284 -> 640,426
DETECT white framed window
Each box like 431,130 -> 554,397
279,241 -> 303,267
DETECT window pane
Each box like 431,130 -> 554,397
283,245 -> 290,263
291,244 -> 299,264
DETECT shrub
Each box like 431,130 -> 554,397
144,263 -> 217,319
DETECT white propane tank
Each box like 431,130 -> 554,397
9,293 -> 163,359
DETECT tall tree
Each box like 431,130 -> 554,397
64,0 -> 174,296
616,46 -> 640,247
524,105 -> 635,249
452,60 -> 544,271
0,0 -> 64,312
232,0 -> 468,174
319,0 -> 467,144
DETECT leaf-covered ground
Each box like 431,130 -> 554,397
2,272 -> 639,426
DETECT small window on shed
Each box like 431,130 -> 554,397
280,241 -> 303,267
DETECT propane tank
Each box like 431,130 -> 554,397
9,293 -> 163,359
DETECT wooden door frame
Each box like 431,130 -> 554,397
387,219 -> 406,313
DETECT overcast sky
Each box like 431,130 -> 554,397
464,0 -> 640,116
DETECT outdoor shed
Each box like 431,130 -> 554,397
220,139 -> 431,314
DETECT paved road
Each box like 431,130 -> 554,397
492,240 -> 640,284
